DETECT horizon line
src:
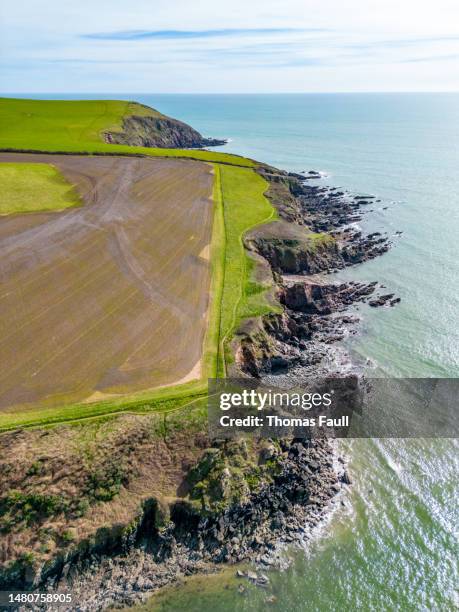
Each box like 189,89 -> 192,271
2,90 -> 459,96
0,89 -> 459,102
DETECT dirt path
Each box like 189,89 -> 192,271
0,153 -> 214,411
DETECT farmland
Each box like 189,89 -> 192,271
0,99 -> 278,431
0,157 -> 278,431
0,153 -> 214,411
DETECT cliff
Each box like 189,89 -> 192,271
229,165 -> 394,379
104,103 -> 226,149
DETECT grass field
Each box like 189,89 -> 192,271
0,98 -> 256,167
218,165 -> 280,372
0,162 -> 81,215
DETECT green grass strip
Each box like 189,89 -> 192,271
218,165 -> 280,369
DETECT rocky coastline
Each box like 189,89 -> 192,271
51,438 -> 349,611
234,166 -> 399,381
3,163 -> 398,611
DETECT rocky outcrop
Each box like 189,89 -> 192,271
252,168 -> 393,275
281,280 -> 376,315
232,165 -> 400,380
246,222 -> 340,275
369,294 -> 400,308
48,439 -> 347,610
104,112 -> 226,149
233,277 -> 380,378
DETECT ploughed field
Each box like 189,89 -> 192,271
0,153 -> 214,411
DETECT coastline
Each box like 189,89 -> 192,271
233,165 -> 397,382
1,89 -> 456,612
0,98 -> 401,610
27,162 -> 397,610
58,439 -> 348,610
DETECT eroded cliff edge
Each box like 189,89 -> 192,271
104,103 -> 226,149
231,165 -> 396,379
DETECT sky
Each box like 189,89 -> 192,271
1,0 -> 459,93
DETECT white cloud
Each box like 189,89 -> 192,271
1,0 -> 459,92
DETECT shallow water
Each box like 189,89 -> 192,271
15,92 -> 459,610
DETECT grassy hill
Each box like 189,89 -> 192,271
0,98 -> 255,167
0,98 -> 137,150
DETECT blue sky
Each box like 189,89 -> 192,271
1,0 -> 459,93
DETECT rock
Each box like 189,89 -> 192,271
260,443 -> 277,463
369,293 -> 394,307
270,355 -> 290,371
104,106 -> 226,149
258,573 -> 270,584
260,554 -> 274,566
340,471 -> 352,485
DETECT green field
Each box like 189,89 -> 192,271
0,162 -> 81,215
0,154 -> 278,431
0,97 -> 255,167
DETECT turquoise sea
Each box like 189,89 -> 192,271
14,93 -> 459,610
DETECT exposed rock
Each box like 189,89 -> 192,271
369,293 -> 395,307
340,471 -> 352,485
33,438 -> 345,610
246,220 -> 340,275
104,104 -> 226,149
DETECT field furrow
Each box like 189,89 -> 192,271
0,153 -> 213,411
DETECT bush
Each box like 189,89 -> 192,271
0,491 -> 66,532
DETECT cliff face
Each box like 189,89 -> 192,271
246,220 -> 340,275
104,112 -> 226,149
229,166 -> 394,379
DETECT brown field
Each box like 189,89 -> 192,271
0,153 -> 214,411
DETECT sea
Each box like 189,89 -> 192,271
12,92 -> 459,611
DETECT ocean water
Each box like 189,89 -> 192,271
11,93 -> 459,610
